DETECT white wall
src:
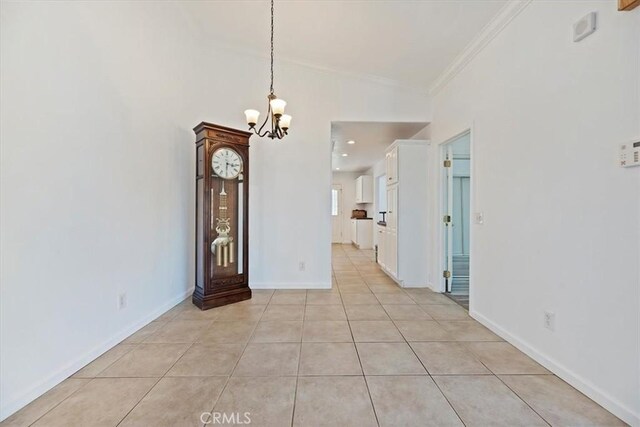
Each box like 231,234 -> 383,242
427,2 -> 640,424
0,1 -> 431,419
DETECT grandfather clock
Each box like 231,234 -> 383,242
193,122 -> 251,310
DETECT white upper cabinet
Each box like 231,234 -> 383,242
386,185 -> 397,232
386,146 -> 399,185
355,175 -> 373,204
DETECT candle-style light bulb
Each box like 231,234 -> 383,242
244,109 -> 260,127
270,98 -> 286,117
279,114 -> 292,130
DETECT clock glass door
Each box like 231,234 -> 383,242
210,147 -> 244,279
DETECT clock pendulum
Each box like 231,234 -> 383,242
211,181 -> 235,267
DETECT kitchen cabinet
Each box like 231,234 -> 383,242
377,225 -> 386,268
378,140 -> 429,287
351,219 -> 373,249
386,146 -> 398,185
377,226 -> 397,278
386,230 -> 398,278
386,186 -> 397,232
355,175 -> 373,203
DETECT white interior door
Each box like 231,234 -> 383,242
452,176 -> 471,256
442,132 -> 471,296
444,147 -> 454,292
331,184 -> 343,243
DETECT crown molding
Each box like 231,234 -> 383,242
176,6 -> 427,95
429,0 -> 532,96
207,38 -> 430,96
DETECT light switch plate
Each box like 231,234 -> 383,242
473,212 -> 484,225
620,141 -> 640,168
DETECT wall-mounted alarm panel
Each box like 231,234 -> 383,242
619,141 -> 640,168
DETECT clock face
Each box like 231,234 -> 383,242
211,148 -> 243,180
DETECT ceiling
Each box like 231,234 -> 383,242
332,121 -> 428,172
183,0 -> 508,90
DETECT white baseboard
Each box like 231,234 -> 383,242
470,310 -> 640,427
0,287 -> 193,422
427,282 -> 445,293
250,282 -> 331,290
401,283 -> 430,288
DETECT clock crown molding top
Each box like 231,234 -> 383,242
193,122 -> 253,145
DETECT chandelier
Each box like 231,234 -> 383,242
244,0 -> 291,140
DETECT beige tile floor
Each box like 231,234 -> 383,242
2,244 -> 626,427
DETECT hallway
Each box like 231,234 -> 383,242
2,245 -> 625,426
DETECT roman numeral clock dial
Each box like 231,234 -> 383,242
212,148 -> 242,180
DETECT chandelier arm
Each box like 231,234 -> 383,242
271,109 -> 275,135
257,129 -> 271,138
256,103 -> 272,137
271,125 -> 280,140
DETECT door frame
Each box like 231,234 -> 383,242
331,183 -> 344,243
437,127 -> 475,302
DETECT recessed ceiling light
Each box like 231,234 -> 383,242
347,140 -> 356,145
342,153 -> 348,157
336,167 -> 340,170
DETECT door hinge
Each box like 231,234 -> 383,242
443,159 -> 452,168
443,215 -> 451,224
443,270 -> 451,279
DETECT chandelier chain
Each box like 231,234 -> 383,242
270,0 -> 274,94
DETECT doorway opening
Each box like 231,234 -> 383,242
329,121 -> 428,288
441,131 -> 471,309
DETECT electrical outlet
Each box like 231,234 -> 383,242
543,311 -> 555,331
118,292 -> 127,310
298,261 -> 306,272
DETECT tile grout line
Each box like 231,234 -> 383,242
355,245 -> 469,427
401,325 -> 468,427
290,289 -> 306,427
20,246 -> 577,426
199,290 -> 273,426
24,311 -> 185,427
492,372 -> 552,427
114,357 -> 185,426
346,264 -> 382,427
26,303 -> 196,427
25,377 -> 93,427
362,265 -> 470,427
362,244 -> 466,426
429,373 -> 469,427
116,310 -> 206,426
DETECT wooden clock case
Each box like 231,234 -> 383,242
192,122 -> 251,310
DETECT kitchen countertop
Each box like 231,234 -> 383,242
351,217 -> 373,220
